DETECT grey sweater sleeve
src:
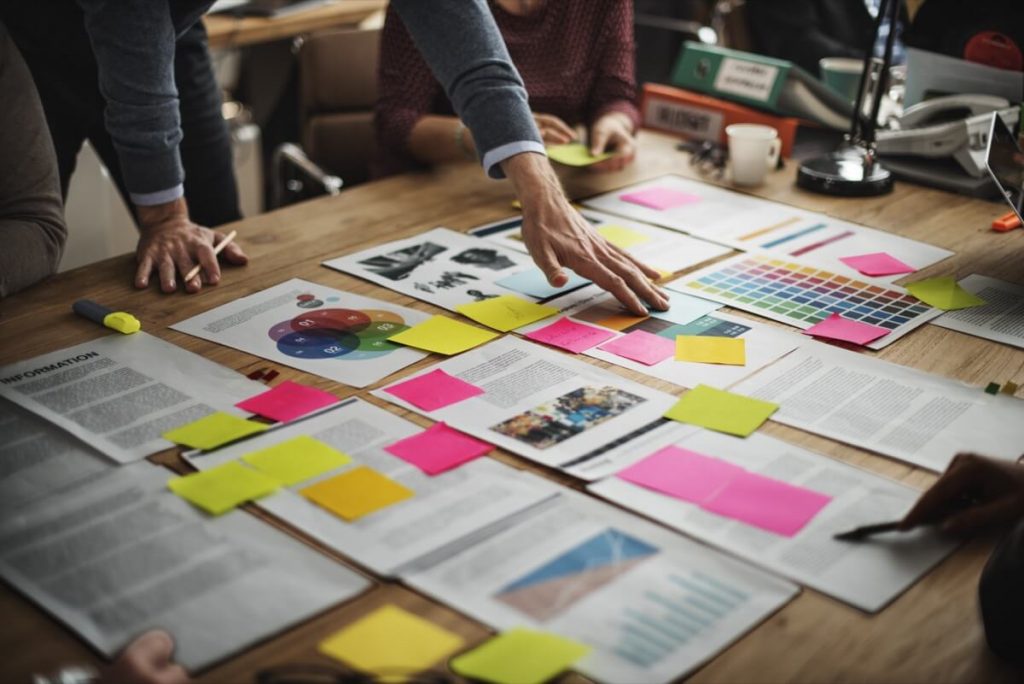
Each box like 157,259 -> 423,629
389,0 -> 545,178
0,23 -> 67,299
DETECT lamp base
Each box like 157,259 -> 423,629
797,145 -> 894,196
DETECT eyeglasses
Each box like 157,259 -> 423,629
256,663 -> 457,684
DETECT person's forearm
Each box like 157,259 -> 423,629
407,115 -> 476,166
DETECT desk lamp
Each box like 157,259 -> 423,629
797,0 -> 901,196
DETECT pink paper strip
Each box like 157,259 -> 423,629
383,369 -> 484,412
598,330 -> 675,366
803,312 -> 889,346
525,317 -> 616,354
702,472 -> 832,537
236,380 -> 339,423
839,252 -> 916,277
384,422 -> 493,475
617,446 -> 744,503
620,187 -> 701,211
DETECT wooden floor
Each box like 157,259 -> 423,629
2,131 -> 1023,682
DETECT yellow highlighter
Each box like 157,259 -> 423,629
73,300 -> 141,334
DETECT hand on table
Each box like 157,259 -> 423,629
588,112 -> 637,173
501,152 -> 668,315
533,112 -> 577,145
900,453 -> 1024,535
135,198 -> 247,293
100,630 -> 189,684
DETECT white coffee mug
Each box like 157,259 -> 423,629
726,124 -> 781,187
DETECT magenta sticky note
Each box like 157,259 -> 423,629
598,330 -> 675,366
839,252 -> 916,277
617,446 -> 744,503
384,422 -> 493,475
702,472 -> 832,537
803,312 -> 889,346
525,317 -> 616,354
383,369 -> 484,412
236,380 -> 339,423
620,187 -> 701,211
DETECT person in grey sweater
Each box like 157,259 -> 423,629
0,22 -> 66,299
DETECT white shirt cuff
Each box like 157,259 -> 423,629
130,184 -> 185,206
482,141 -> 547,179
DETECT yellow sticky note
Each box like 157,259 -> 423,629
597,224 -> 652,249
168,461 -> 278,515
319,604 -> 465,675
456,295 -> 557,332
387,315 -> 499,355
242,435 -> 351,486
547,142 -> 614,167
595,313 -> 648,331
450,628 -> 590,684
664,384 -> 778,437
162,412 -> 268,451
675,335 -> 746,365
301,466 -> 413,521
905,277 -> 986,311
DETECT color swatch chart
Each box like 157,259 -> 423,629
670,253 -> 941,349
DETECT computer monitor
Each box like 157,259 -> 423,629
986,112 -> 1024,223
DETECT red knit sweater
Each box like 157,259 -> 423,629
373,0 -> 640,177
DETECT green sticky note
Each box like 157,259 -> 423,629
456,295 -> 558,332
905,277 -> 986,311
387,315 -> 499,355
162,412 -> 268,450
664,384 -> 778,437
547,142 -> 614,167
168,461 -> 278,515
242,435 -> 351,486
319,604 -> 465,674
451,628 -> 590,684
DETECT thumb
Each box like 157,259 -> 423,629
130,630 -> 176,667
532,241 -> 567,287
590,126 -> 610,157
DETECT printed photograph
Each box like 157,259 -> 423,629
490,386 -> 647,449
358,241 -> 447,281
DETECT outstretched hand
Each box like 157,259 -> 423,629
588,111 -> 637,173
101,630 -> 189,684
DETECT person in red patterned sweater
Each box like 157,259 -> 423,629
374,0 -> 640,178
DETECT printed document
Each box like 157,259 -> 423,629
0,333 -> 263,463
186,398 -> 559,576
931,274 -> 1024,349
373,337 -> 680,480
404,488 -> 798,684
591,430 -> 959,612
171,278 -> 429,388
0,461 -> 369,670
731,344 -> 1024,471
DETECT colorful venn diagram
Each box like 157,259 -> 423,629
268,306 -> 410,361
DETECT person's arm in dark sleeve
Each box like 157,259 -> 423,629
0,23 -> 67,299
980,519 -> 1024,663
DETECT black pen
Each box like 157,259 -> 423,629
832,520 -> 902,542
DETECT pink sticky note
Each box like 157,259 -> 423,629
383,369 -> 483,412
803,312 -> 889,346
236,380 -> 339,423
620,187 -> 701,211
598,330 -> 675,366
384,422 -> 493,475
618,446 -> 744,503
839,252 -> 916,277
525,317 -> 616,354
702,472 -> 832,537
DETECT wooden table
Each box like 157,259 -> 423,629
2,131 -> 1023,683
203,0 -> 386,50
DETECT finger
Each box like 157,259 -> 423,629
128,630 -> 176,666
155,664 -> 191,684
221,239 -> 248,266
539,114 -> 577,142
171,248 -> 201,294
196,241 -> 220,285
531,239 -> 568,287
544,128 -> 573,145
942,498 -> 1024,535
572,258 -> 646,315
135,254 -> 154,289
900,454 -> 984,529
158,258 -> 177,293
590,126 -> 611,156
612,244 -> 664,282
604,250 -> 670,311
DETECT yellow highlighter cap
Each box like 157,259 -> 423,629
103,311 -> 141,334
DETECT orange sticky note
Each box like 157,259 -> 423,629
595,313 -> 648,331
301,466 -> 413,521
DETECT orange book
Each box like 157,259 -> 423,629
640,83 -> 801,158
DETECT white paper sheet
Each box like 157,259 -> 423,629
323,227 -> 593,311
0,398 -> 112,517
583,175 -> 952,278
590,430 -> 959,612
404,488 -> 798,684
0,461 -> 369,670
469,209 -> 733,275
930,274 -> 1024,349
0,333 -> 264,463
170,278 -> 429,388
731,344 -> 1024,471
185,398 -> 559,576
372,337 -> 680,480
